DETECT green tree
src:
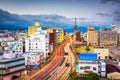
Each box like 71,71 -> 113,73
85,72 -> 100,80
69,72 -> 79,80
85,46 -> 90,52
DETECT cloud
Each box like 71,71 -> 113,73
100,0 -> 120,4
113,6 -> 120,24
96,13 -> 112,17
100,0 -> 120,24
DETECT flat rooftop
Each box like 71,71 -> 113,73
79,53 -> 98,61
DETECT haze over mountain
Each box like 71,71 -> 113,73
0,8 -> 116,32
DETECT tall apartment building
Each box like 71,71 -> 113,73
100,29 -> 117,46
28,22 -> 40,36
56,28 -> 64,44
25,23 -> 49,58
87,27 -> 98,46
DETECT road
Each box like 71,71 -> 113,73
59,43 -> 76,80
48,36 -> 76,80
27,36 -> 70,80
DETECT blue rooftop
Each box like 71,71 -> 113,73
79,53 -> 97,61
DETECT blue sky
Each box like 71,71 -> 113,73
0,0 -> 119,25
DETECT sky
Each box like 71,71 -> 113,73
0,0 -> 119,25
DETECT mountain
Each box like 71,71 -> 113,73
0,9 -> 32,30
0,9 -> 73,30
0,9 -> 111,32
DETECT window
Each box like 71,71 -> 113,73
98,56 -> 101,59
80,67 -> 84,70
105,56 -> 107,59
28,57 -> 30,59
93,67 -> 96,70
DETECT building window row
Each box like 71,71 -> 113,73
0,60 -> 25,68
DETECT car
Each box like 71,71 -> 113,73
66,63 -> 70,67
64,52 -> 68,55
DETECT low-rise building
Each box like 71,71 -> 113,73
0,37 -> 17,52
77,53 -> 98,75
98,61 -> 106,77
94,47 -> 109,60
0,53 -> 25,80
12,42 -> 23,55
19,52 -> 44,65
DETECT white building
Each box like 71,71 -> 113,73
76,53 -> 98,75
12,41 -> 23,55
25,26 -> 49,58
0,37 -> 17,52
98,61 -> 106,77
19,52 -> 44,65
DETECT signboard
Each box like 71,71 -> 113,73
34,64 -> 39,69
76,64 -> 79,72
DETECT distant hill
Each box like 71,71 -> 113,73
0,8 -> 111,33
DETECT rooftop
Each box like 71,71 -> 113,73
79,53 -> 97,61
0,57 -> 24,62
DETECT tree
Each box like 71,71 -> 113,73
69,72 -> 79,80
85,46 -> 90,52
85,72 -> 100,80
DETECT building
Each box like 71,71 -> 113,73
47,29 -> 56,45
76,53 -> 98,75
47,28 -> 64,44
25,23 -> 49,58
100,29 -> 117,46
76,31 -> 81,41
94,47 -> 109,60
83,33 -> 87,42
12,42 -> 23,55
118,33 -> 120,45
0,54 -> 25,80
87,27 -> 98,46
56,28 -> 64,44
98,61 -> 106,77
0,33 -> 8,38
28,22 -> 40,36
19,52 -> 44,65
0,37 -> 17,52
